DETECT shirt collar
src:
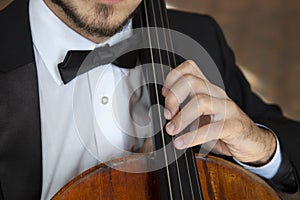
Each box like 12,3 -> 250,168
29,0 -> 132,85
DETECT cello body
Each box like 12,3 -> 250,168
52,154 -> 280,200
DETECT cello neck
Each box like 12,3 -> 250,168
137,0 -> 203,199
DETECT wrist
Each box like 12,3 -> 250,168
234,133 -> 282,179
246,126 -> 277,166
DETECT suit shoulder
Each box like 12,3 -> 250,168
166,9 -> 222,49
167,9 -> 213,23
167,9 -> 216,33
166,9 -> 227,78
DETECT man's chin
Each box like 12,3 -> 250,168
97,0 -> 125,5
83,17 -> 131,38
50,0 -> 136,39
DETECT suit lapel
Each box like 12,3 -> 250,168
0,0 -> 34,72
0,0 -> 42,199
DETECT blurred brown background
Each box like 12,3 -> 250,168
0,0 -> 13,10
167,0 -> 300,120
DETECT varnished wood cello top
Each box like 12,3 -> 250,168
52,154 -> 281,200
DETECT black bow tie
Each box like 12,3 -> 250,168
58,38 -> 139,84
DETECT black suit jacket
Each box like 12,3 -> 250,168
1,0 -> 300,199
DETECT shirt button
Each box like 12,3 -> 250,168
101,96 -> 109,104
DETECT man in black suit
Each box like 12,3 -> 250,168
0,0 -> 299,199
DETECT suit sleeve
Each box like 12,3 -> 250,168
207,16 -> 300,197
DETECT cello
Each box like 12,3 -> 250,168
52,0 -> 281,199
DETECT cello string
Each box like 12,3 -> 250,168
157,1 -> 197,199
148,0 -> 184,199
143,0 -> 174,199
155,1 -> 185,199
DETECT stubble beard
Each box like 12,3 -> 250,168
51,0 -> 134,38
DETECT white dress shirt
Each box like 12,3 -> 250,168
29,0 -> 150,199
29,0 -> 282,199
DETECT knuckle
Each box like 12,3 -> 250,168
195,94 -> 210,105
183,74 -> 204,92
183,73 -> 194,80
183,74 -> 197,87
165,92 -> 180,109
195,94 -> 210,112
186,60 -> 202,75
186,59 -> 197,67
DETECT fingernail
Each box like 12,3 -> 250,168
174,138 -> 184,149
166,122 -> 175,133
164,109 -> 171,119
